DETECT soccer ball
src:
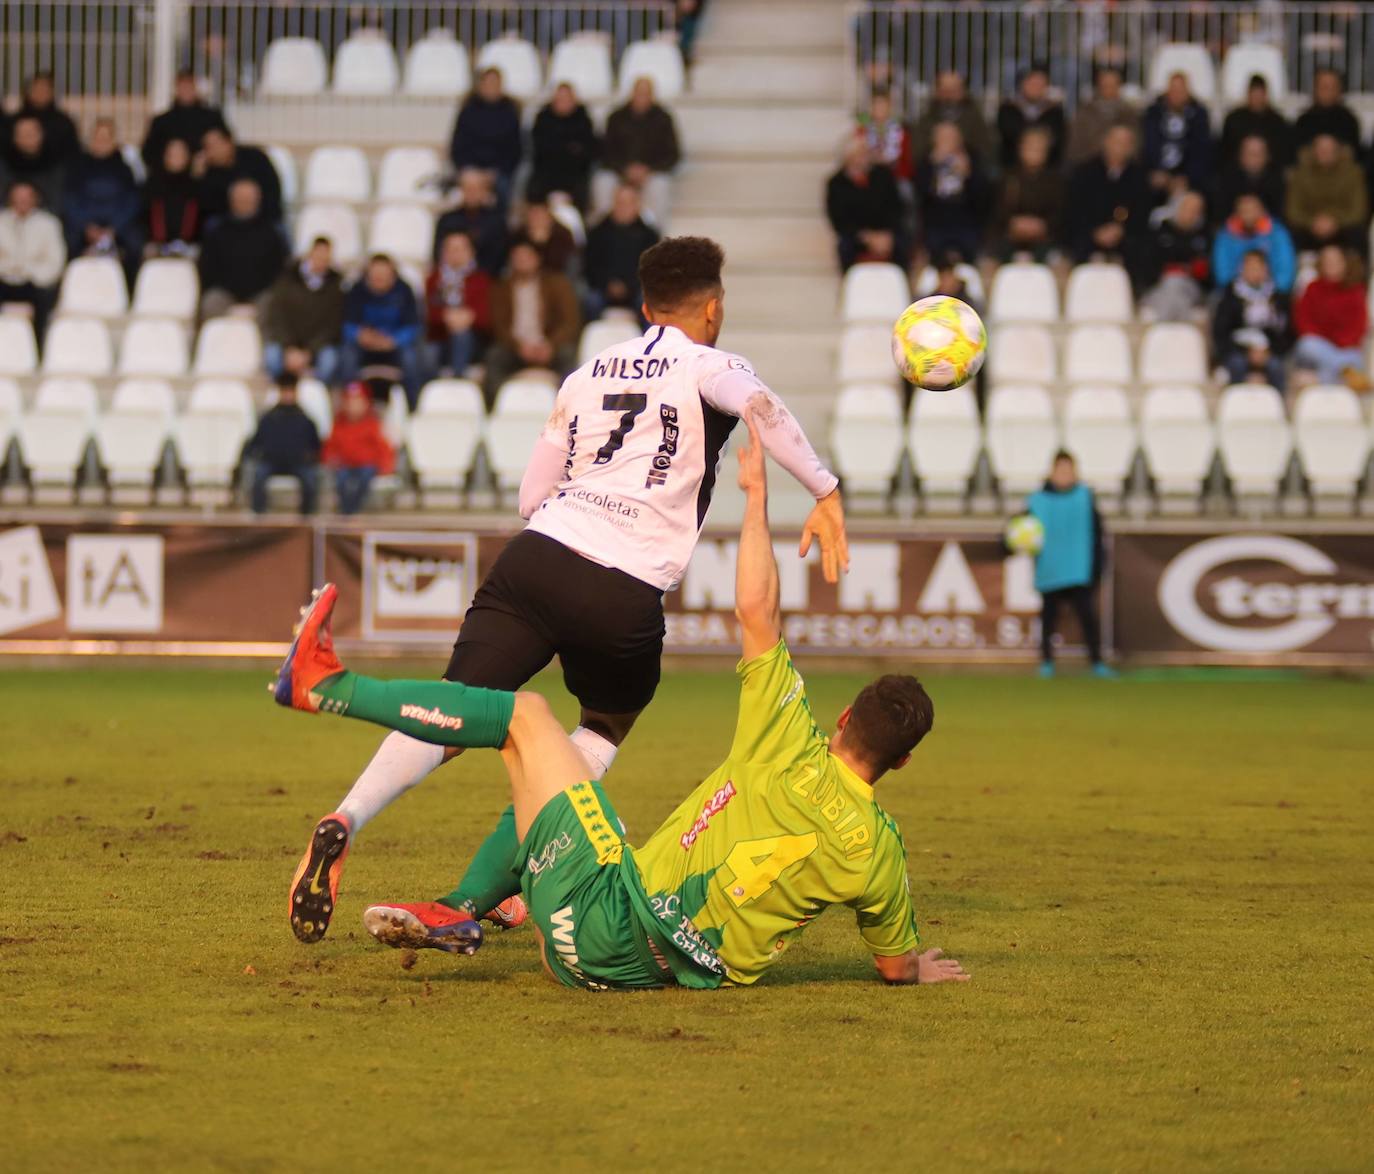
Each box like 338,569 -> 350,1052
1004,513 -> 1045,556
891,296 -> 987,390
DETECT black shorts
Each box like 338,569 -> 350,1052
443,530 -> 665,715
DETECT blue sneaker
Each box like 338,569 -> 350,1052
1091,662 -> 1119,680
1038,661 -> 1055,679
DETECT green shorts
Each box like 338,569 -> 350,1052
519,781 -> 672,991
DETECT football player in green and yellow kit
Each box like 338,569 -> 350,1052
272,420 -> 968,989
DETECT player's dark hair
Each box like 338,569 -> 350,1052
638,235 -> 725,312
845,675 -> 934,774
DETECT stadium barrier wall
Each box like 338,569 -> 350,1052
2,519 -> 1372,665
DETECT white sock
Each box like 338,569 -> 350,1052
335,732 -> 446,832
569,725 -> 618,781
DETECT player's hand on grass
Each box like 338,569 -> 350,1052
801,489 -> 850,584
917,948 -> 970,984
736,417 -> 767,494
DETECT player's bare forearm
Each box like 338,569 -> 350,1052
734,421 -> 782,660
873,947 -> 971,986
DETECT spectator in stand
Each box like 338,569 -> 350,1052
432,169 -> 508,275
856,91 -> 912,184
1293,245 -> 1370,390
1219,75 -> 1292,168
484,239 -> 580,406
340,253 -> 424,406
425,230 -> 492,378
1143,72 -> 1213,195
1140,189 -> 1210,321
992,126 -> 1062,261
248,372 -> 320,515
513,199 -> 578,274
1293,68 -> 1361,154
909,70 -> 993,164
996,65 -> 1066,171
1066,124 -> 1152,288
197,178 -> 288,321
1066,66 -> 1139,166
143,137 -> 201,258
677,0 -> 707,67
1286,134 -> 1368,253
825,138 -> 906,271
15,74 -> 80,166
197,128 -> 282,225
1213,192 -> 1296,292
0,117 -> 66,211
1213,249 -> 1292,388
597,78 -> 681,227
1215,134 -> 1286,228
584,184 -> 660,320
263,236 -> 345,386
449,68 -> 523,208
529,82 -> 599,212
141,69 -> 227,174
322,382 -> 395,515
61,118 -> 143,282
915,122 -> 988,263
0,179 -> 66,344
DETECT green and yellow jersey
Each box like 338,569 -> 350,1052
619,639 -> 921,988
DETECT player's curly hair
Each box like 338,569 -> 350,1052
845,675 -> 934,774
638,235 -> 725,312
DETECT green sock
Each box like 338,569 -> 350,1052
313,672 -> 514,750
438,805 -> 522,916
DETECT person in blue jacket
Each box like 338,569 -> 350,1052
340,253 -> 424,407
1027,450 -> 1115,679
1212,191 -> 1297,292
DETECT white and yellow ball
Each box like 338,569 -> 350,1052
891,295 -> 987,391
1004,513 -> 1045,556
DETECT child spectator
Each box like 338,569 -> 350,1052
143,137 -> 201,257
1285,134 -> 1367,253
1213,249 -> 1292,388
1293,245 -> 1370,390
425,230 -> 491,377
248,373 -> 320,514
1027,450 -> 1112,679
1213,192 -> 1296,292
1140,189 -> 1210,321
992,127 -> 1061,261
914,122 -> 988,263
996,65 -> 1065,171
340,254 -> 425,406
322,382 -> 394,514
263,236 -> 345,386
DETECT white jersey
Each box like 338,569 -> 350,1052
525,324 -> 834,591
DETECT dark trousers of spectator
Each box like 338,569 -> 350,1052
334,466 -> 377,515
251,461 -> 318,514
340,342 -> 426,408
440,330 -> 477,377
836,230 -> 911,272
0,280 -> 57,347
483,341 -> 576,408
924,225 -> 982,266
1293,224 -> 1366,257
1222,349 -> 1286,390
1041,585 -> 1103,665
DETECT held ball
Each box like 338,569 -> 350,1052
1004,513 -> 1045,556
891,295 -> 987,391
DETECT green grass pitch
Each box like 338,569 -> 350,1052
2,662 -> 1371,1172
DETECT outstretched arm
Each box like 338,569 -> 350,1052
734,419 -> 782,662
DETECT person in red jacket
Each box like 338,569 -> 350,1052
1293,244 -> 1370,391
425,230 -> 492,377
322,382 -> 395,514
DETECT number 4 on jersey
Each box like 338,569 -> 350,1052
721,834 -> 819,906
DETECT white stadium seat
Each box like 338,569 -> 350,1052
96,409 -> 168,495
549,35 -> 614,102
1064,262 -> 1133,324
16,409 -> 89,493
577,318 -> 643,366
1138,322 -> 1209,387
830,383 -> 905,498
986,384 -> 1059,496
404,34 -> 472,98
117,318 -> 189,377
58,256 -> 128,318
1062,386 -> 1138,497
294,203 -> 363,265
34,376 -> 99,419
488,377 -> 557,493
838,324 -> 899,385
368,204 -> 435,264
131,258 -> 198,319
987,262 -> 1059,324
1217,384 -> 1291,500
332,33 -> 400,95
188,378 -> 256,433
304,145 -> 372,203
261,38 -> 328,96
985,323 -> 1056,388
377,147 -> 443,204
617,39 -> 685,100
173,410 -> 249,497
1221,43 -> 1287,104
42,318 -> 113,376
408,382 -> 484,499
111,378 -> 177,421
416,378 -> 485,416
475,37 -> 542,103
909,386 -> 981,501
841,262 -> 910,324
266,145 -> 300,209
1140,385 -> 1214,502
0,316 -> 38,375
1064,325 -> 1132,386
1293,385 -> 1369,503
0,376 -> 18,449
1149,42 -> 1217,102
193,319 -> 262,378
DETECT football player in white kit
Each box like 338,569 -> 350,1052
288,236 -> 849,945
